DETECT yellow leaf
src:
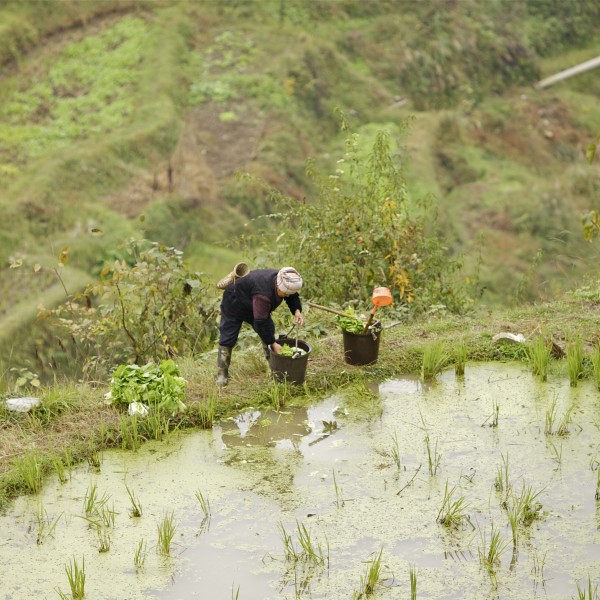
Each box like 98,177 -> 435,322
58,246 -> 69,266
34,263 -> 42,272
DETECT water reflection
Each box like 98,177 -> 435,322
219,407 -> 311,448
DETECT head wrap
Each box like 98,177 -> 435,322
277,267 -> 303,295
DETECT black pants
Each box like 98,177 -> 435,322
219,287 -> 261,348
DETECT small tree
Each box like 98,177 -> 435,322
250,124 -> 475,315
50,239 -> 219,374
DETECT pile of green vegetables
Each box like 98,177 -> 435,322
105,359 -> 187,413
279,344 -> 307,358
337,309 -> 365,334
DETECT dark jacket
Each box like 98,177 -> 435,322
221,269 -> 302,345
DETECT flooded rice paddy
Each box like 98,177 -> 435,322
2,363 -> 600,599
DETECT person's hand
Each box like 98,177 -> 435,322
294,310 -> 304,327
271,342 -> 283,354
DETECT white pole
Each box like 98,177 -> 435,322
535,55 -> 600,89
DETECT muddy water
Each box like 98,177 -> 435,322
2,363 -> 600,599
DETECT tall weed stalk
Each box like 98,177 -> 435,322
529,336 -> 550,381
454,342 -> 467,376
566,336 -> 584,386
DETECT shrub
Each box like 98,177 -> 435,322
50,239 -> 219,373
250,123 -> 475,316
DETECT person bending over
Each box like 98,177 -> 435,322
217,266 -> 304,386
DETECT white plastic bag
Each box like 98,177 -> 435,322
5,397 -> 41,412
128,402 -> 149,416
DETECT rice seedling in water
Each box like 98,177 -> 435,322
96,528 -> 111,553
98,503 -> 117,528
390,432 -> 401,470
409,564 -> 417,600
574,576 -> 599,599
296,521 -> 327,566
547,438 -> 563,468
592,345 -> 600,390
82,483 -> 110,517
424,433 -> 441,476
557,404 -> 574,437
545,397 -> 574,436
33,503 -> 62,545
278,521 -> 328,567
482,400 -> 499,428
596,469 -> 600,502
566,335 -> 584,386
231,585 -> 240,600
529,335 -> 551,381
354,548 -> 384,598
58,556 -> 85,600
506,501 -> 520,550
478,522 -> 509,582
454,341 -> 467,376
80,502 -> 117,532
195,489 -> 211,529
332,469 -> 344,508
278,521 -> 300,563
530,548 -> 547,582
544,398 -> 558,436
16,452 -> 44,494
513,483 -> 544,527
53,458 -> 68,484
494,453 -> 511,508
134,539 -> 147,570
157,512 -> 176,556
126,484 -> 143,517
87,444 -> 101,471
436,481 -> 473,529
421,340 -> 449,381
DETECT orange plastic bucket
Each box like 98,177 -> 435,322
372,287 -> 393,307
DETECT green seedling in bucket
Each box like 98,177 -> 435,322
280,344 -> 306,358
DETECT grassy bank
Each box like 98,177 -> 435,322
2,289 -> 599,511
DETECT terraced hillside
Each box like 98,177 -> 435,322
1,0 -> 599,374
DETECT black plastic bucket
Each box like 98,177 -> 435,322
269,337 -> 311,384
342,328 -> 381,366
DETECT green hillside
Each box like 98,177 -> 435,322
1,0 -> 600,373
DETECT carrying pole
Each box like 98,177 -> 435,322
306,302 -> 364,320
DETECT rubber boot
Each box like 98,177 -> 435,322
216,345 -> 232,386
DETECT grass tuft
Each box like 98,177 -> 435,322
421,340 -> 449,381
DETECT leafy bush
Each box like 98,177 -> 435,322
51,239 -> 219,373
105,359 -> 187,413
251,123 -> 475,316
